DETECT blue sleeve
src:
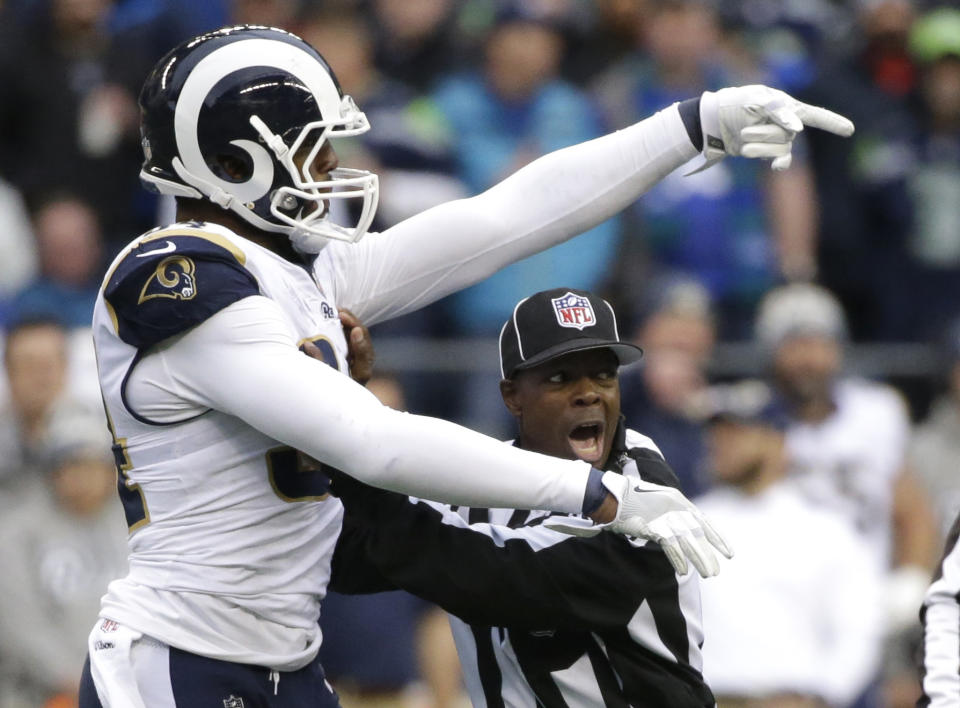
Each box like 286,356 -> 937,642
581,467 -> 608,515
103,233 -> 260,349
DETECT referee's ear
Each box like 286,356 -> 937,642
500,378 -> 522,418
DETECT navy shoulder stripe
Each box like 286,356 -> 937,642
104,231 -> 259,349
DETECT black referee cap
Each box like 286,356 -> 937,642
498,288 -> 643,379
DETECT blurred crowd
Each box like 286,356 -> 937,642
1,0 -> 960,706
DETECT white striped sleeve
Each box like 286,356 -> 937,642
921,514 -> 960,707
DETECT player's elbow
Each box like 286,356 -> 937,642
328,407 -> 409,488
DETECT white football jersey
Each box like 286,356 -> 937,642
93,223 -> 350,670
85,103 -> 703,673
90,220 -> 597,672
784,378 -> 910,573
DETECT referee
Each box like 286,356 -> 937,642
330,288 -> 716,707
920,511 -> 960,707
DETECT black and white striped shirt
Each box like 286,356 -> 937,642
330,426 -> 714,708
920,512 -> 960,707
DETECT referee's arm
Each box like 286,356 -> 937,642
919,512 -> 960,707
328,473 -> 677,632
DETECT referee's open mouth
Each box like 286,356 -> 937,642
568,420 -> 606,464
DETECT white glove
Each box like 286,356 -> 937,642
884,565 -> 931,635
545,473 -> 733,578
697,84 -> 855,172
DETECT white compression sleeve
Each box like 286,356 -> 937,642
142,296 -> 591,512
326,103 -> 698,325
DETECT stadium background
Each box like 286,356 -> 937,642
0,0 -> 958,706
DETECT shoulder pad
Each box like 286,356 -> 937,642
103,230 -> 259,349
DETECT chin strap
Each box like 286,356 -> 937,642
289,228 -> 330,254
250,115 -> 289,158
171,158 -> 236,209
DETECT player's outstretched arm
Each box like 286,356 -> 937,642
329,87 -> 853,326
137,295 -> 727,575
149,295 -> 589,512
327,303 -> 729,579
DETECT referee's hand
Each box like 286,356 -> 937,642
547,474 -> 733,578
339,308 -> 374,385
299,309 -> 374,386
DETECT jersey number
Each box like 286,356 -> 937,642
266,447 -> 332,502
298,335 -> 340,370
107,413 -> 150,533
107,423 -> 329,535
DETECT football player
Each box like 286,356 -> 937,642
920,511 -> 960,706
80,25 -> 853,708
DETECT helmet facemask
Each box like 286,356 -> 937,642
249,95 -> 379,252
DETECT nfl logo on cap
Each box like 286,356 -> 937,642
499,287 -> 644,379
551,292 -> 596,330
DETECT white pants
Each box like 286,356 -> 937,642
81,618 -> 340,707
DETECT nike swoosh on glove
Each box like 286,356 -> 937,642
696,84 -> 855,172
545,472 -> 734,578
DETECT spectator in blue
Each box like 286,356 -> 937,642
800,1 -> 960,343
10,194 -> 103,329
594,0 -> 818,339
433,4 -> 620,434
898,7 -> 960,340
715,0 -> 844,94
800,0 -> 920,341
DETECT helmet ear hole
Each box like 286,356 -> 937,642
211,152 -> 253,183
274,190 -> 302,215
